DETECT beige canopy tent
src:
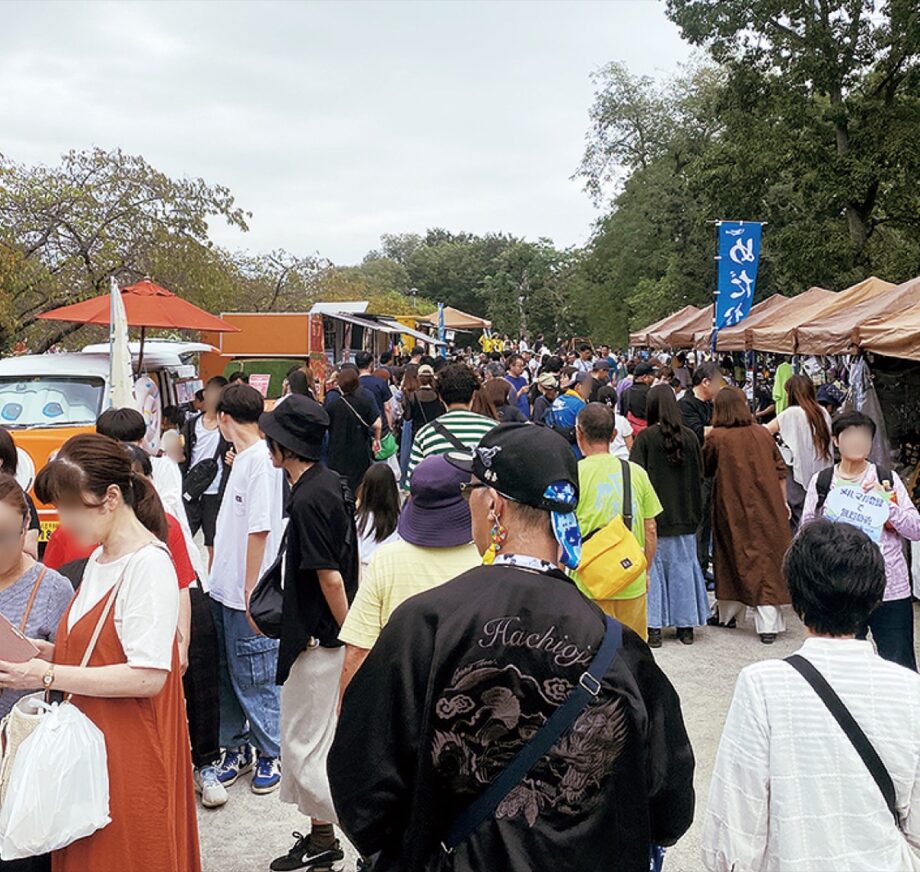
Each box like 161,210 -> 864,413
795,276 -> 911,356
647,305 -> 707,349
692,294 -> 788,351
856,277 -> 920,361
664,304 -> 715,349
748,287 -> 836,353
628,305 -> 699,348
417,306 -> 492,331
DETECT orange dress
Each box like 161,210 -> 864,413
51,590 -> 201,872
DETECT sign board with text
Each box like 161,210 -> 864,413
824,484 -> 890,543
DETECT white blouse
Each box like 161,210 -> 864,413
776,405 -> 833,488
67,544 -> 179,671
703,638 -> 920,871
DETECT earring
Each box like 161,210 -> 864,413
483,512 -> 507,565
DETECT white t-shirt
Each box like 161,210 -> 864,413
151,454 -> 208,590
609,413 -> 634,460
209,440 -> 284,610
67,543 -> 179,671
357,512 -> 401,566
192,416 -> 223,495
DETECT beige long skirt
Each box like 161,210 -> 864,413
280,644 -> 345,822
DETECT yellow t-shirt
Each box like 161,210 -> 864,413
574,453 -> 663,600
338,540 -> 481,649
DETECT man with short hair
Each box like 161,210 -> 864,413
329,423 -> 694,871
574,342 -> 594,373
211,383 -> 286,797
260,395 -> 358,872
406,364 -> 497,482
678,360 -> 724,577
181,375 -> 232,564
588,359 -> 611,403
504,353 -> 531,417
575,403 -> 662,640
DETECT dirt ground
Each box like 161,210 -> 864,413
198,606 -> 827,872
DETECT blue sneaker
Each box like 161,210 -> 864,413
215,745 -> 254,787
251,754 -> 281,795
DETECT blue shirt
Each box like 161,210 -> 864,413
360,374 -> 393,435
504,375 -> 530,417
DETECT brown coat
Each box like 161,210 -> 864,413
703,425 -> 792,607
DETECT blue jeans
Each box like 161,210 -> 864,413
210,599 -> 281,758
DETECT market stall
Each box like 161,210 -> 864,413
747,286 -> 836,353
692,294 -> 788,351
628,305 -> 699,348
663,304 -> 715,349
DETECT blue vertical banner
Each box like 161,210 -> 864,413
714,221 -> 763,329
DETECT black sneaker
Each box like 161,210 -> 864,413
270,833 -> 345,872
760,633 -> 777,645
647,628 -> 662,648
676,627 -> 694,645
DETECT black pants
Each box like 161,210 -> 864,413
185,493 -> 222,547
0,856 -> 51,872
697,477 -> 713,572
183,587 -> 222,768
858,596 -> 917,671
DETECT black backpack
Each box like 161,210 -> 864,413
815,465 -> 894,513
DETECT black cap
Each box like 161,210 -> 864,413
444,423 -> 578,512
634,362 -> 655,377
259,395 -> 328,461
566,371 -> 593,389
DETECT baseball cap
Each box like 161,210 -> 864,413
418,364 -> 435,376
535,372 -> 559,389
634,362 -> 655,377
566,371 -> 593,389
592,359 -> 610,371
445,423 -> 582,569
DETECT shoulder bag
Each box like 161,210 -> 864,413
785,654 -> 901,829
182,428 -> 224,503
577,460 -> 647,600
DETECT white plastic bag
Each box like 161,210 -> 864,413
0,699 -> 110,860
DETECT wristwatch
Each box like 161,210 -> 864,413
41,664 -> 55,690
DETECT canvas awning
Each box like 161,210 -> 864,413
856,278 -> 920,361
647,305 -> 708,349
375,317 -> 446,347
690,294 -> 788,351
628,305 -> 699,347
417,306 -> 492,331
795,276 -> 910,356
747,287 -> 836,353
659,304 -> 715,349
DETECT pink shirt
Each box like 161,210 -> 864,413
803,463 -> 920,601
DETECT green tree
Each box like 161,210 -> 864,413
0,147 -> 250,351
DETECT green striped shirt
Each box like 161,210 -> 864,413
406,409 -> 498,483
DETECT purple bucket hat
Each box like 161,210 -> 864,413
398,455 -> 472,548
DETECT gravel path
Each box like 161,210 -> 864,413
198,609 -> 841,871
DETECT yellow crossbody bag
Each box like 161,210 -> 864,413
577,459 -> 647,600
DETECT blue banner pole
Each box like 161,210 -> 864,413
711,221 -> 720,359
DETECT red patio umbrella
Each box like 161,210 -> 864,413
38,278 -> 239,371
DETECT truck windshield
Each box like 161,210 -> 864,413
0,376 -> 105,428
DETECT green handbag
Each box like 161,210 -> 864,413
374,431 -> 398,461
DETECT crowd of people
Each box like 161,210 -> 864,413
0,335 -> 916,871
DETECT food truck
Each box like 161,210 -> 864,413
0,341 -> 206,541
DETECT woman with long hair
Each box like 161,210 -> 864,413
0,433 -> 201,871
481,378 -> 526,423
630,385 -> 708,647
400,365 -> 445,484
355,463 -> 401,567
704,388 -> 792,644
764,374 -> 832,532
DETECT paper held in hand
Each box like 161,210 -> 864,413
824,484 -> 890,543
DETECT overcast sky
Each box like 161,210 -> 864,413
2,1 -> 692,264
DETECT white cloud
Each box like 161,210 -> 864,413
0,0 -> 692,262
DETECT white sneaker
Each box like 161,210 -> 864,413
195,765 -> 229,808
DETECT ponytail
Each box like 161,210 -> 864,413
129,471 -> 169,543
